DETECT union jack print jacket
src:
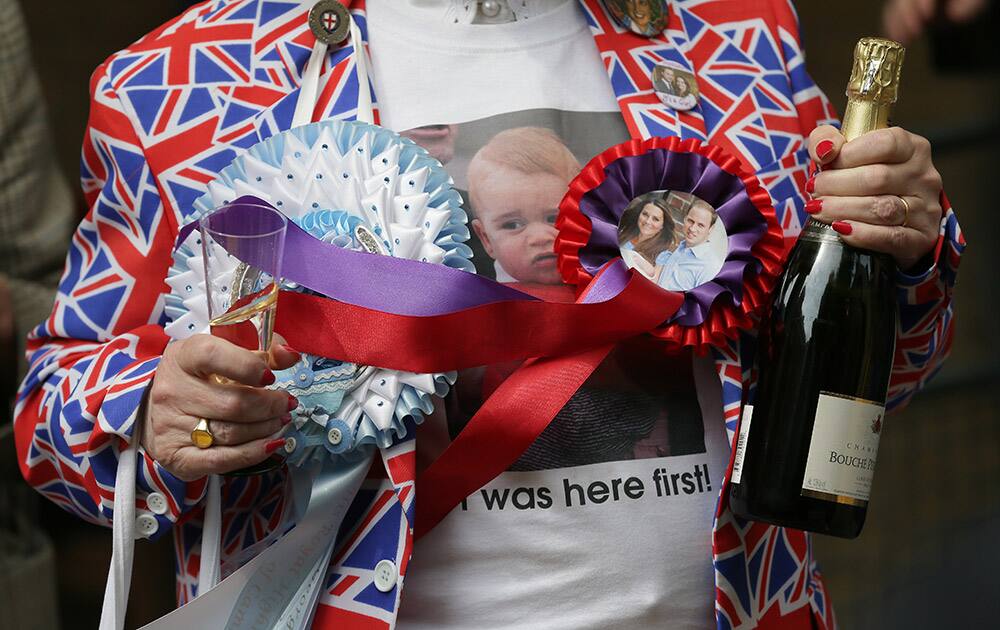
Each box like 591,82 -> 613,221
14,0 -> 964,628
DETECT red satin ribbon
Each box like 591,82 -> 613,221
274,270 -> 681,374
414,344 -> 614,539
274,267 -> 684,537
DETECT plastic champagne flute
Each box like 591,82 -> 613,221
200,200 -> 288,475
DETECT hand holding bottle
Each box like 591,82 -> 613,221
804,125 -> 943,270
729,39 -> 912,538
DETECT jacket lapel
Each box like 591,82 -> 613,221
577,0 -> 708,141
249,0 -> 374,142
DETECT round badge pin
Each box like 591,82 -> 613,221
651,60 -> 699,111
309,0 -> 351,46
603,0 -> 669,38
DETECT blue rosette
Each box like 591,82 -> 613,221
163,120 -> 473,463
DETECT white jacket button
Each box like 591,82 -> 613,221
373,559 -> 397,593
135,514 -> 159,538
146,492 -> 168,515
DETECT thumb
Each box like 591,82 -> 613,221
267,333 -> 302,370
808,125 -> 846,167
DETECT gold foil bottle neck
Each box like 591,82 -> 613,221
809,37 -> 905,232
846,37 -> 905,105
840,38 -> 905,142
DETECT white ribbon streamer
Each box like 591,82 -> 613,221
273,535 -> 340,630
197,474 -> 223,594
139,453 -> 373,630
292,14 -> 374,128
350,15 -> 374,124
99,440 -> 137,630
291,39 -> 329,128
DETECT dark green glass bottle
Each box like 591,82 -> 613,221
728,38 -> 905,538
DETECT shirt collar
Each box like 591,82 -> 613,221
400,0 -> 569,24
678,240 -> 712,259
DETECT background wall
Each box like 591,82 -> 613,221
6,1 -> 998,627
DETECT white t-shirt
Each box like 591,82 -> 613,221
366,2 -> 728,628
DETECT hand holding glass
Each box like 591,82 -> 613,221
200,201 -> 288,474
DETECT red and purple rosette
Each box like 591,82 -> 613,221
555,136 -> 785,352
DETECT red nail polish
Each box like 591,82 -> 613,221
805,199 -> 823,214
806,176 -> 816,194
264,438 -> 287,455
260,369 -> 275,386
832,221 -> 853,236
816,140 -> 835,160
287,394 -> 299,411
280,413 -> 292,426
280,343 -> 302,360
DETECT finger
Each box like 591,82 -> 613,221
172,432 -> 287,479
829,221 -> 936,268
831,127 -> 916,169
808,125 -> 845,166
176,334 -> 272,386
811,162 -> 910,198
197,380 -> 297,423
267,341 -> 302,371
164,366 -> 294,423
805,194 -> 923,228
198,416 -> 289,447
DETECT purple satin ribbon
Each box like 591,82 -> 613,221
180,196 -> 627,317
577,149 -> 765,327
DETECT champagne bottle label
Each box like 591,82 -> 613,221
731,405 -> 753,484
800,392 -> 885,505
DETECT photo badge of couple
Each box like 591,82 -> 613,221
618,192 -> 727,292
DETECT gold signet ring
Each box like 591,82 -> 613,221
191,418 -> 215,449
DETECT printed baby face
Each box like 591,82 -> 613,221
471,165 -> 563,285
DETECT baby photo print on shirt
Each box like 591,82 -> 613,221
395,106 -> 729,630
401,109 -> 715,486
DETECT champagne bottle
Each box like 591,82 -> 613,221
728,38 -> 905,538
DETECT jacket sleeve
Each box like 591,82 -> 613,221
772,0 -> 966,411
887,194 -> 964,409
13,63 -> 207,538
